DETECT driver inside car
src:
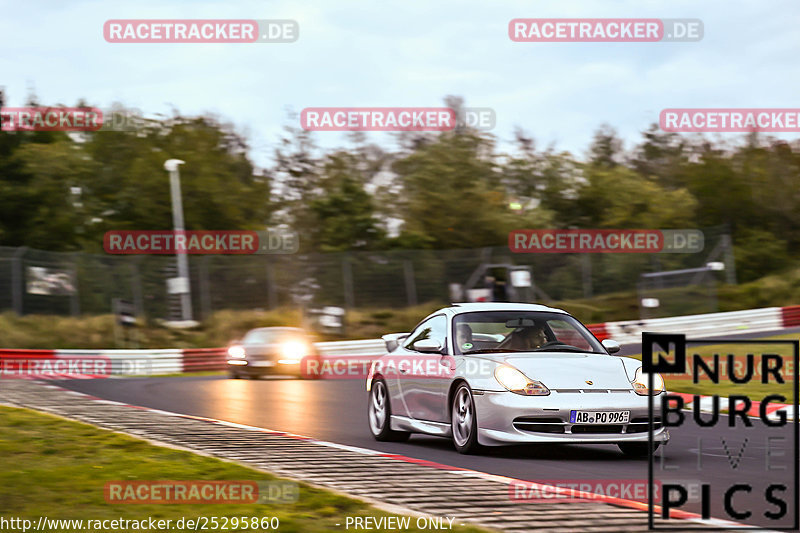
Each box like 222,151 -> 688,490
505,325 -> 550,351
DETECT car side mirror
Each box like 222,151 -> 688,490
415,339 -> 443,354
602,339 -> 620,354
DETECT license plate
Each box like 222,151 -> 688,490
570,410 -> 630,424
250,361 -> 276,367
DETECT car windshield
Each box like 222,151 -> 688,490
243,328 -> 306,345
452,311 -> 605,355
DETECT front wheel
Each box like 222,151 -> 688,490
618,442 -> 660,457
368,379 -> 410,442
451,383 -> 481,454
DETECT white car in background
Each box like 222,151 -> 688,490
226,327 -> 319,379
367,302 -> 668,455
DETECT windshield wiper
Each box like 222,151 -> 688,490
532,345 -> 595,353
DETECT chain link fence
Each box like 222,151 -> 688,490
0,226 -> 734,321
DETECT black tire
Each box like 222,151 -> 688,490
451,382 -> 481,454
618,442 -> 660,457
368,379 -> 410,442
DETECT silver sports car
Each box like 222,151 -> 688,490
366,302 -> 669,455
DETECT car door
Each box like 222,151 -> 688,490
396,314 -> 451,423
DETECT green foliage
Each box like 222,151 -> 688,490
391,132 -> 510,249
308,152 -> 385,251
2,97 -> 800,290
733,228 -> 790,282
0,109 -> 272,251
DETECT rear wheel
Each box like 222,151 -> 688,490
451,383 -> 481,454
618,442 -> 660,457
368,379 -> 410,442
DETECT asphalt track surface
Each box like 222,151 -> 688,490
50,325 -> 800,529
58,371 -> 798,529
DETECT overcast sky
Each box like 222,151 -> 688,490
3,0 -> 798,167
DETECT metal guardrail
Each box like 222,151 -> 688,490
314,339 -> 386,356
606,307 -> 784,345
1,306 -> 795,377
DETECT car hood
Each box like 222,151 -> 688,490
482,352 -> 633,389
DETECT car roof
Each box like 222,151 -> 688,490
446,302 -> 569,315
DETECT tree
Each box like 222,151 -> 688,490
83,112 -> 273,243
574,164 -> 697,229
307,152 -> 385,251
392,131 -> 510,249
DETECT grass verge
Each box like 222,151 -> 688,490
0,405 -> 484,533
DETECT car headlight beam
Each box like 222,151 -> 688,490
632,366 -> 665,395
494,364 -> 550,396
279,340 -> 308,363
227,345 -> 245,359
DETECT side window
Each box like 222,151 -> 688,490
404,315 -> 448,353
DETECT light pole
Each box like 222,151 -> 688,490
164,159 -> 192,322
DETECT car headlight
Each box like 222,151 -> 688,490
632,367 -> 665,395
279,340 -> 309,363
494,364 -> 550,396
227,345 -> 245,359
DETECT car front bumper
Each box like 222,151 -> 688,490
474,389 -> 670,446
227,359 -> 303,375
